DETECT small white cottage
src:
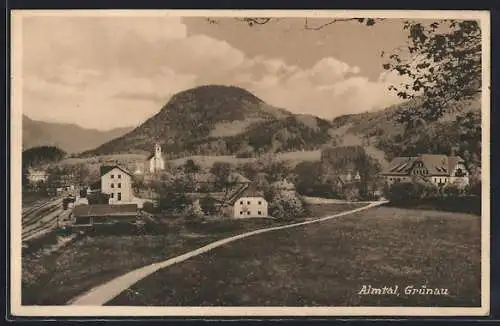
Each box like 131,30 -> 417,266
233,196 -> 268,218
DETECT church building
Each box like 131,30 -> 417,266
147,143 -> 165,173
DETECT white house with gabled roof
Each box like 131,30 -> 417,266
100,165 -> 134,204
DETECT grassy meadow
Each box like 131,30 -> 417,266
22,203 -> 364,305
109,206 -> 481,307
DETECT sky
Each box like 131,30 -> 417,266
20,13 -> 418,130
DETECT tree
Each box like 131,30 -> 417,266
183,159 -> 201,174
294,161 -> 324,196
183,200 -> 205,220
22,146 -> 66,167
341,184 -> 360,201
210,162 -> 237,210
383,20 -> 481,124
200,195 -> 218,216
73,163 -> 91,186
256,155 -> 291,183
269,190 -> 305,221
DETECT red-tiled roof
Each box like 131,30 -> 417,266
73,204 -> 138,217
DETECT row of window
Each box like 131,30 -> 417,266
110,192 -> 122,200
239,210 -> 263,215
110,174 -> 122,179
239,200 -> 263,205
110,183 -> 122,188
388,177 -> 405,182
413,168 -> 428,176
389,176 -> 449,184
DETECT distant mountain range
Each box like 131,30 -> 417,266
23,115 -> 134,154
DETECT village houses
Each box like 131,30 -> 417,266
27,168 -> 48,185
234,197 -> 268,218
381,154 -> 470,188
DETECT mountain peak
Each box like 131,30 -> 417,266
171,85 -> 265,103
81,85 -> 332,157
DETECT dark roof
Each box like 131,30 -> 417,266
381,156 -> 418,176
242,184 -> 265,197
100,165 -> 132,177
381,155 -> 466,176
73,204 -> 138,217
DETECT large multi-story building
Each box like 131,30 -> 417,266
380,154 -> 470,188
100,165 -> 133,203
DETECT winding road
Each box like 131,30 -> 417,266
69,200 -> 388,306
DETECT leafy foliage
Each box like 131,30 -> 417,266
22,146 -> 66,167
269,191 -> 305,221
383,20 -> 481,123
183,200 -> 205,220
210,162 -> 237,208
377,110 -> 481,173
183,159 -> 201,174
200,195 -> 219,216
388,179 -> 439,203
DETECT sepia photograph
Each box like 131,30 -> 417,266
9,9 -> 490,317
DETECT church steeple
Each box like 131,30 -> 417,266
155,143 -> 162,158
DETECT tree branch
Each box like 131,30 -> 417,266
236,17 -> 273,26
304,18 -> 361,30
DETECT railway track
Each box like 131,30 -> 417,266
22,196 -> 62,218
21,196 -> 66,242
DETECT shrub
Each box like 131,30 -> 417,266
159,192 -> 191,214
297,183 -> 339,199
388,182 -> 415,203
468,178 -> 481,196
341,184 -> 360,201
388,180 -> 439,203
142,201 -> 158,214
444,183 -> 461,197
200,195 -> 218,216
269,191 -> 305,221
183,200 -> 204,220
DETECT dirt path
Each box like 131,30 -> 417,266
68,201 -> 388,306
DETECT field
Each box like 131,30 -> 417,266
170,151 -> 322,169
109,206 -> 481,307
22,203 -> 363,305
57,154 -> 147,173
